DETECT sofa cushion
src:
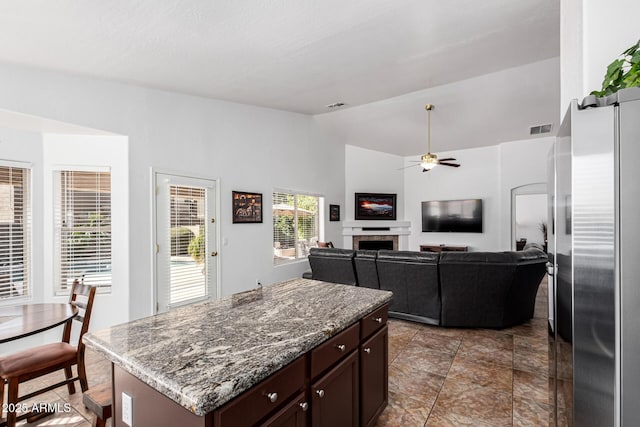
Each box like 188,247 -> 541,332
376,250 -> 440,323
308,248 -> 357,286
439,249 -> 547,327
354,250 -> 379,289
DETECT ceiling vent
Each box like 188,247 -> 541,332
326,102 -> 346,109
530,124 -> 553,135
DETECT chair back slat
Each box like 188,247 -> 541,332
62,280 -> 97,345
73,300 -> 88,310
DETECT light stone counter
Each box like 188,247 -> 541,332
84,279 -> 392,416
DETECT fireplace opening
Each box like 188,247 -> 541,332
358,240 -> 394,251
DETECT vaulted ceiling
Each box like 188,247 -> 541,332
0,0 -> 560,154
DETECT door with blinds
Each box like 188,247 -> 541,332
155,173 -> 218,313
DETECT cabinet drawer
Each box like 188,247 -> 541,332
360,304 -> 388,340
214,355 -> 306,427
260,391 -> 308,427
311,322 -> 360,379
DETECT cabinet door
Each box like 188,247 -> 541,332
261,392 -> 308,427
311,351 -> 359,427
360,325 -> 388,427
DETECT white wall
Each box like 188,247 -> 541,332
498,137 -> 553,249
404,146 -> 501,251
42,134 -> 129,331
0,62 -> 345,323
344,138 -> 551,252
402,138 -> 551,252
344,145 -> 404,221
561,0 -> 640,111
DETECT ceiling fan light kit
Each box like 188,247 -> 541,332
420,153 -> 438,170
414,103 -> 461,173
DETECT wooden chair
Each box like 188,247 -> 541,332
0,281 -> 96,426
83,382 -> 112,427
317,241 -> 334,248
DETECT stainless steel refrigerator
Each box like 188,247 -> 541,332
549,91 -> 640,426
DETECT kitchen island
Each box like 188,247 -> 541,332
84,278 -> 392,426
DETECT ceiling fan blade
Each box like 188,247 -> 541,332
438,157 -> 457,162
397,164 -> 421,170
439,162 -> 461,167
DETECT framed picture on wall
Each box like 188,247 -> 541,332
232,191 -> 263,223
354,193 -> 397,220
329,204 -> 340,221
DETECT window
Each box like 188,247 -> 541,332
0,163 -> 30,300
273,191 -> 320,265
55,170 -> 111,294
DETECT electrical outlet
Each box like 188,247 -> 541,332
122,392 -> 133,426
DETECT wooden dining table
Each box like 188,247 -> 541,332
0,303 -> 78,344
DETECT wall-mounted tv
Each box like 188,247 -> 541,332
421,199 -> 483,233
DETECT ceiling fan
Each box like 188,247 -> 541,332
404,104 -> 460,172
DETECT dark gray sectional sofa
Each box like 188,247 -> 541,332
307,244 -> 547,328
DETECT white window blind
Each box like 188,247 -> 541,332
0,164 -> 30,300
55,170 -> 111,294
167,184 -> 207,306
273,192 -> 319,265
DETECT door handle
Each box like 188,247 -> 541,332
546,262 -> 556,276
211,251 -> 218,257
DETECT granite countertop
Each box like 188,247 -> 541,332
83,278 -> 392,416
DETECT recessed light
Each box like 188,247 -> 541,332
326,102 -> 347,109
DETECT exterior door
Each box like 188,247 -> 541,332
155,173 -> 218,313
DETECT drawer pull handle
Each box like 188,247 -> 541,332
373,317 -> 383,323
316,389 -> 325,398
364,347 -> 371,354
299,402 -> 309,411
336,344 -> 346,352
267,392 -> 278,403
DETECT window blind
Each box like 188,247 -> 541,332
0,164 -> 30,300
55,170 -> 111,293
273,191 -> 319,265
167,184 -> 207,306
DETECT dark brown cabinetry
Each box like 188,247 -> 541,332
311,351 -> 359,427
360,326 -> 388,427
261,392 -> 308,427
214,356 -> 307,427
113,304 -> 388,427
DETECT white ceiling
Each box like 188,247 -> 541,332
0,0 -> 560,154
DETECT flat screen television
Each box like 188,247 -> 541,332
421,199 -> 483,233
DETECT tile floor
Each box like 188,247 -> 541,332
5,279 -> 555,427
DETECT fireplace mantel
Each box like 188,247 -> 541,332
342,220 -> 411,250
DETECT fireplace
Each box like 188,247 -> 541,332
342,220 -> 410,250
358,240 -> 394,250
353,235 -> 398,251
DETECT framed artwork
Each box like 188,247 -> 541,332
354,193 -> 397,220
329,204 -> 340,221
232,191 -> 263,223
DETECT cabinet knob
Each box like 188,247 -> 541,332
336,344 -> 346,352
299,402 -> 309,411
316,389 -> 325,398
373,317 -> 383,323
267,392 -> 278,403
364,347 -> 371,354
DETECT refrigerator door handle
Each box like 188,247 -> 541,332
546,261 -> 556,276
